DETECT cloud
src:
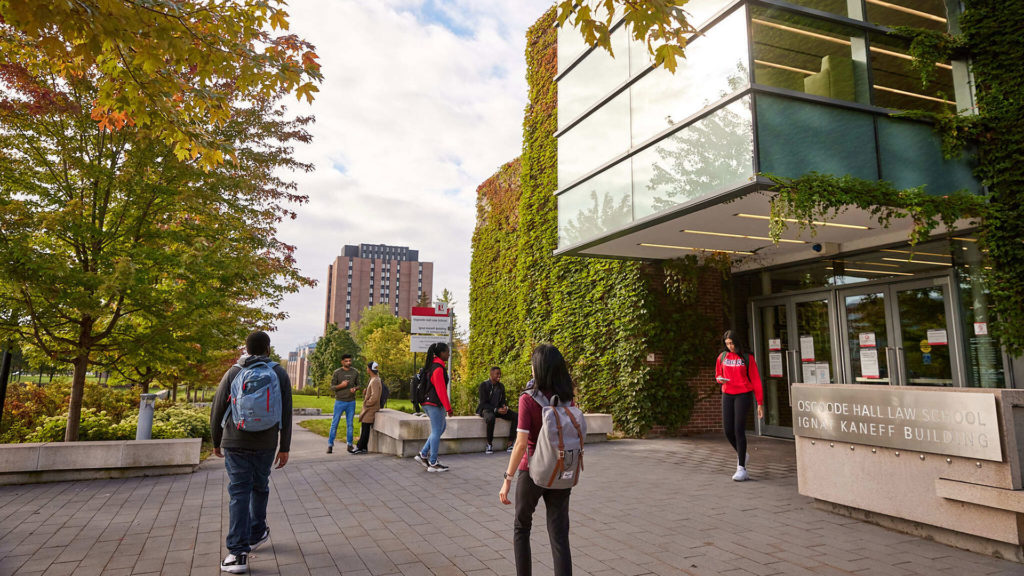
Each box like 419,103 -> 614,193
271,0 -> 554,355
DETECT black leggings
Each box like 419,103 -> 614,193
722,392 -> 753,467
514,472 -> 572,576
356,422 -> 373,451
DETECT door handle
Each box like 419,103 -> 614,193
896,347 -> 906,386
884,347 -> 895,385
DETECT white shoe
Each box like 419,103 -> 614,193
732,466 -> 749,482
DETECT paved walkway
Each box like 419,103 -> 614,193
1,419 -> 1022,576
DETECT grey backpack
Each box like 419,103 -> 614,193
527,390 -> 587,489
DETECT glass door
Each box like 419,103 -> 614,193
756,300 -> 791,437
892,277 -> 960,386
839,274 -> 963,386
840,288 -> 893,384
753,291 -> 838,438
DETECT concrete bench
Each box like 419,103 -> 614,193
0,439 -> 201,486
369,410 -> 614,457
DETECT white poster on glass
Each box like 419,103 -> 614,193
769,352 -> 784,377
927,329 -> 948,345
800,335 -> 815,361
816,363 -> 830,384
859,332 -> 876,348
768,338 -> 782,351
861,348 -> 880,379
802,363 -> 817,384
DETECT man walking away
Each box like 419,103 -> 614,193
211,331 -> 292,574
328,353 -> 360,454
477,367 -> 517,453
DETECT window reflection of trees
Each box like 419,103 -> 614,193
560,187 -> 632,246
897,288 -> 951,383
640,67 -> 753,215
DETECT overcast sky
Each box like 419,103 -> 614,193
272,0 -> 555,354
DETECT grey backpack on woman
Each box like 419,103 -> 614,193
527,390 -> 587,489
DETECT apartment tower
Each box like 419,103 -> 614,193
324,244 -> 433,330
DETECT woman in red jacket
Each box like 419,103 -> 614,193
715,330 -> 764,481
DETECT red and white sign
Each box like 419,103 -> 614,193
927,329 -> 948,346
411,306 -> 452,335
974,322 -> 988,336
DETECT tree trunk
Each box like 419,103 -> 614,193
64,355 -> 90,442
172,380 -> 178,402
141,380 -> 150,394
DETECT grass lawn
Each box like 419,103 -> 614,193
298,418 -> 347,439
291,395 -> 416,415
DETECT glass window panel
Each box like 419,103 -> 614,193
629,8 -> 749,146
759,304 -> 791,428
866,0 -> 950,32
869,32 -> 957,114
632,96 -> 753,220
876,117 -> 979,195
752,7 -> 870,104
558,91 -> 630,188
955,238 -> 1005,388
782,0 -> 852,18
797,299 -> 834,383
896,286 -> 954,386
558,28 -> 629,129
756,94 -> 878,180
845,292 -> 892,383
557,162 -> 633,248
628,0 -> 741,77
557,23 -> 591,74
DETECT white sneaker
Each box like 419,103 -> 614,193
414,453 -> 429,468
221,553 -> 248,573
732,466 -> 749,482
485,444 -> 493,454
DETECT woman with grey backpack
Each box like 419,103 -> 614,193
499,344 -> 583,576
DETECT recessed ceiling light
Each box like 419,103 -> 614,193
881,257 -> 952,266
880,249 -> 950,258
681,229 -> 806,244
952,237 -> 978,243
734,213 -> 870,230
828,266 -> 914,276
639,243 -> 753,255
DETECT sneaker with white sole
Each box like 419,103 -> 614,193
506,445 -> 514,453
221,553 -> 248,573
250,527 -> 270,551
427,461 -> 450,472
485,444 -> 493,454
414,453 -> 429,468
732,466 -> 749,482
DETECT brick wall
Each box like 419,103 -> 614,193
646,265 -> 727,436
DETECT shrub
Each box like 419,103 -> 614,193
26,409 -> 119,442
22,404 -> 211,443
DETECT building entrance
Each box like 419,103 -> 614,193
751,272 -> 964,438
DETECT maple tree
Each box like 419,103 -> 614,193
556,0 -> 694,71
0,42 -> 314,440
0,0 -> 322,169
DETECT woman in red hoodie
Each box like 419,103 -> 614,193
715,330 -> 764,481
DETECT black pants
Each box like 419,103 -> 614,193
356,422 -> 373,451
722,391 -> 753,467
514,472 -> 572,576
481,409 -> 518,445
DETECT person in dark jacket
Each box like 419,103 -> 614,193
477,367 -> 517,453
211,331 -> 292,574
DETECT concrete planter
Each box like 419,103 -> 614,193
0,438 -> 201,486
369,409 -> 614,457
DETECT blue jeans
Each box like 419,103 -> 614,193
224,448 -> 276,555
328,400 -> 356,446
419,404 -> 447,464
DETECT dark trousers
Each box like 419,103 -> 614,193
722,391 -> 754,467
514,471 -> 572,576
224,448 -> 276,554
481,409 -> 518,445
356,422 -> 373,451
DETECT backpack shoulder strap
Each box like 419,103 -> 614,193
718,351 -> 727,365
529,388 -> 550,407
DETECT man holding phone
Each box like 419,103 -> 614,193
328,353 -> 361,454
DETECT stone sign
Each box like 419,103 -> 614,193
791,385 -> 1003,461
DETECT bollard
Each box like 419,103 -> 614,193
136,393 -> 157,440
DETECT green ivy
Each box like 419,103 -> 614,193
467,9 -> 723,436
766,173 -> 987,247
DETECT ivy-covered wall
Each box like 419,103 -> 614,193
467,9 -> 726,436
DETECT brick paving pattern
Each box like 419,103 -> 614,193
1,421 -> 1022,575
